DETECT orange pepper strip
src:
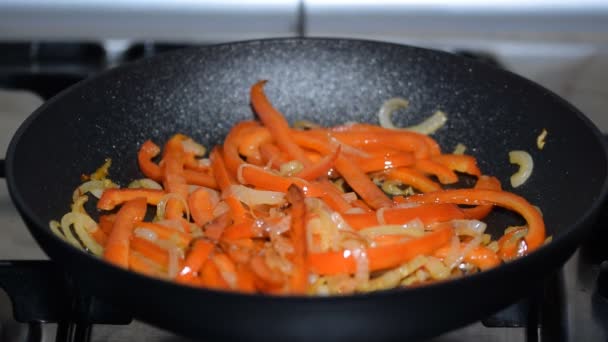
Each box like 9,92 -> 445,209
91,228 -> 108,246
235,263 -> 257,293
250,254 -> 284,288
343,203 -> 465,230
133,221 -> 192,248
286,185 -> 308,294
97,188 -> 165,211
462,175 -> 502,220
184,169 -> 218,189
313,180 -> 353,214
237,126 -> 273,165
222,221 -> 259,241
291,131 -> 333,155
329,123 -> 442,156
433,244 -> 501,271
386,167 -> 442,193
223,121 -> 261,177
128,252 -> 163,278
414,159 -> 459,184
351,199 -> 373,212
250,81 -> 311,166
406,189 -> 545,252
432,154 -> 481,176
308,225 -> 453,275
210,147 -> 234,192
103,197 -> 147,268
334,155 -> 393,210
356,152 -> 415,173
203,212 -> 231,241
130,236 -> 170,267
137,140 -> 162,181
200,259 -> 229,290
296,145 -> 341,181
183,153 -> 209,172
175,239 -> 214,283
188,188 -> 216,227
239,165 -> 324,197
213,253 -> 239,289
259,142 -> 289,170
292,131 -> 413,174
497,226 -> 528,261
225,195 -> 251,226
98,214 -> 116,235
162,135 -> 189,220
328,131 -> 430,159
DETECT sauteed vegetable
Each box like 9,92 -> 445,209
50,81 -> 546,295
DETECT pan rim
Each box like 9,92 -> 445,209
5,36 -> 608,302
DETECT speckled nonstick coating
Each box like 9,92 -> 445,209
6,38 -> 608,341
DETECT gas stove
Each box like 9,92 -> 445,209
0,41 -> 607,342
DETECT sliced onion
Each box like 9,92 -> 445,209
155,219 -> 186,233
453,143 -> 467,155
509,150 -> 533,188
228,184 -> 285,206
279,160 -> 304,177
49,220 -> 66,241
330,211 -> 353,231
156,193 -> 190,221
134,227 -> 158,242
452,219 -> 487,237
307,199 -> 341,252
378,97 -> 447,135
60,212 -> 103,256
359,218 -> 425,239
71,195 -> 89,213
424,256 -> 450,280
344,207 -> 366,214
90,158 -> 112,181
379,98 -> 409,128
381,180 -> 414,196
212,201 -> 230,218
537,129 -> 548,150
182,138 -> 207,156
341,192 -> 358,203
352,248 -> 369,284
128,178 -> 163,190
166,246 -> 182,279
394,202 -> 421,209
376,207 -> 387,225
271,233 -> 295,256
265,248 -> 293,275
73,179 -> 117,202
197,158 -> 211,168
328,136 -> 370,158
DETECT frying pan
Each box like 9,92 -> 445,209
4,38 -> 608,341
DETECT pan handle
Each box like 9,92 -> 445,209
0,260 -> 132,325
0,159 -> 4,178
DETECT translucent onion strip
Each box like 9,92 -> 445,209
156,193 -> 190,221
453,143 -> 467,155
537,129 -> 548,150
60,212 -> 103,256
359,218 -> 425,239
228,184 -> 285,206
509,150 -> 533,188
73,179 -> 117,202
128,178 -> 163,190
378,97 -> 448,135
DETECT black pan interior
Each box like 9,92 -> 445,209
10,38 -> 606,239
6,38 -> 608,341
